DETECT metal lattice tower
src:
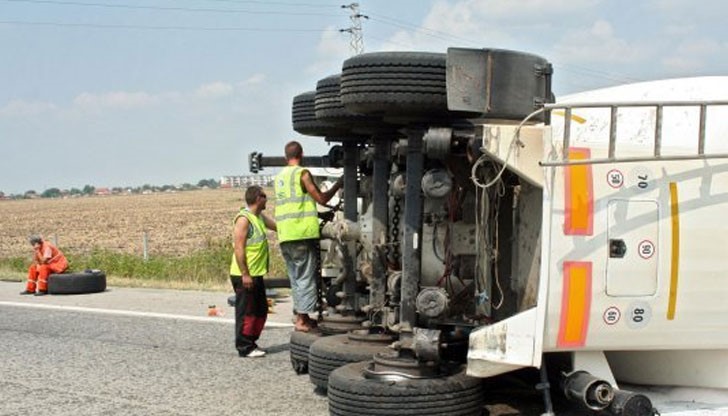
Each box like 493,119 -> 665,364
340,3 -> 368,56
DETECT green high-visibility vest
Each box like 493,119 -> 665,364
229,209 -> 269,276
274,165 -> 319,242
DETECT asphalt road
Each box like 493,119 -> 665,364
1,281 -> 726,416
0,305 -> 328,416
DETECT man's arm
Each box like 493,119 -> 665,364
261,212 -> 277,231
233,216 -> 254,289
300,170 -> 343,205
38,245 -> 52,264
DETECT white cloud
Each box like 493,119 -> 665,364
647,0 -> 724,19
373,0 -> 604,54
73,91 -> 161,110
411,1 -> 513,49
0,100 -> 57,117
552,19 -> 642,65
458,0 -> 601,17
662,38 -> 723,73
194,82 -> 234,99
239,73 -> 266,86
306,27 -> 350,75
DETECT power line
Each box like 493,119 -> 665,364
339,2 -> 367,55
367,11 -> 643,86
365,33 -> 411,49
368,13 -> 479,47
0,19 -> 335,32
197,0 -> 339,8
554,64 -> 644,84
0,0 -> 340,16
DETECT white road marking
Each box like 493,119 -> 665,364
0,301 -> 293,328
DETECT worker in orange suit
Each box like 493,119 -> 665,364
20,235 -> 68,296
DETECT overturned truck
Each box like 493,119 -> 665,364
250,48 -> 728,415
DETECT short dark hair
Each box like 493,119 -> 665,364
244,185 -> 264,205
284,141 -> 303,161
29,235 -> 42,245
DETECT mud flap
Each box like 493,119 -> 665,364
466,307 -> 544,378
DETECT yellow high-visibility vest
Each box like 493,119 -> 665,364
230,209 -> 269,276
274,165 -> 319,242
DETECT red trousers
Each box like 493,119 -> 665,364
26,262 -> 67,292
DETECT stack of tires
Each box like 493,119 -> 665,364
288,48 -> 551,416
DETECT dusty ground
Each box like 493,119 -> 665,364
0,188 -> 276,258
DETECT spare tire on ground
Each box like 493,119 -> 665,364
48,270 -> 106,295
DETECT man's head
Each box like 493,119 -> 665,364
284,141 -> 303,162
29,235 -> 42,249
244,185 -> 267,209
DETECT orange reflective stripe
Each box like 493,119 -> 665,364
557,261 -> 592,348
564,147 -> 593,236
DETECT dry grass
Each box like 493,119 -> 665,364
0,188 -> 277,258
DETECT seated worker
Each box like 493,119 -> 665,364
20,235 -> 68,296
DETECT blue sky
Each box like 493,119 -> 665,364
1,0 -> 727,194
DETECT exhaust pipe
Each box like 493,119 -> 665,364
608,389 -> 656,416
562,370 -> 615,411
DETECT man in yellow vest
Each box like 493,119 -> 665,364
275,141 -> 343,332
230,185 -> 276,357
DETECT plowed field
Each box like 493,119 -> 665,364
0,189 -> 272,258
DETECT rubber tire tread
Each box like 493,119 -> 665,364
342,51 -> 446,70
340,52 -> 449,117
47,271 -> 106,295
314,74 -> 380,129
290,330 -> 323,374
308,334 -> 390,390
329,395 -> 482,413
292,91 -> 351,137
314,75 -> 347,118
340,63 -> 449,117
327,361 -> 484,416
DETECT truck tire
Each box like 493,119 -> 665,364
308,334 -> 391,391
290,329 -> 323,375
340,52 -> 451,118
341,50 -> 551,121
47,270 -> 106,295
328,361 -> 484,416
315,74 -> 383,125
292,91 -> 352,138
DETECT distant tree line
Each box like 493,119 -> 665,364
0,178 -> 220,200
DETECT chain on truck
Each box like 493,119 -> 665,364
249,47 -> 728,416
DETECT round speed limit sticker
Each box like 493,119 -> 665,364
603,306 -> 621,325
626,301 -> 652,329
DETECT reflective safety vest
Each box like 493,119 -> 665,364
274,165 -> 320,242
229,209 -> 269,276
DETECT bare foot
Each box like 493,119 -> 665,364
294,323 -> 311,332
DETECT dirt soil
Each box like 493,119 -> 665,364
0,188 -> 276,258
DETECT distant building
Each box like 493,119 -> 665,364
95,187 -> 111,196
219,175 -> 274,188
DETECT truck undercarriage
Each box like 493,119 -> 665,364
250,48 -> 728,416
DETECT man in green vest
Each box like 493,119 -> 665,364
230,185 -> 276,357
275,141 -> 343,332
